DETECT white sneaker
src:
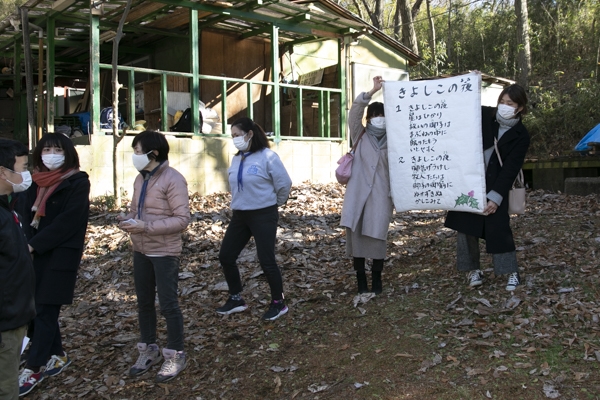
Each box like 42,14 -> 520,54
155,349 -> 186,383
467,270 -> 483,287
506,272 -> 520,291
129,343 -> 162,376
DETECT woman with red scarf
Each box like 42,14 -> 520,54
17,133 -> 90,397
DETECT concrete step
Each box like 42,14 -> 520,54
564,177 -> 600,195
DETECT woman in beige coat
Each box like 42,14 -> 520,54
118,131 -> 190,383
340,76 -> 393,294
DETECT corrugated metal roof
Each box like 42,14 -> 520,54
0,0 -> 420,76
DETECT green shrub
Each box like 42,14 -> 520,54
525,79 -> 600,158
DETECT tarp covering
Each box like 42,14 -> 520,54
574,123 -> 600,151
383,72 -> 486,214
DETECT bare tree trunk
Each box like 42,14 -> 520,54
20,7 -> 35,148
447,0 -> 454,72
373,0 -> 383,30
515,0 -> 532,88
393,0 -> 402,41
596,31 -> 600,83
411,0 -> 424,20
399,0 -> 418,54
358,0 -> 382,29
426,0 -> 437,75
481,32 -> 485,65
112,0 -> 133,208
351,0 -> 366,21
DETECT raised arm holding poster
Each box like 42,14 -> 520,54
382,72 -> 486,214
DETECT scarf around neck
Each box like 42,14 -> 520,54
495,112 -> 520,132
366,123 -> 387,149
31,168 -> 79,228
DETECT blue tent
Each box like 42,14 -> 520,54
575,123 -> 600,151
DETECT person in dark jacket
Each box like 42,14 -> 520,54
17,133 -> 90,397
445,84 -> 530,291
0,138 -> 36,400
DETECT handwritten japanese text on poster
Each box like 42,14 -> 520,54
383,72 -> 486,213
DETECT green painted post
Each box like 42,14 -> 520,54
271,25 -> 280,139
46,17 -> 55,133
324,90 -> 330,138
90,13 -> 100,134
221,80 -> 227,134
161,74 -> 167,131
296,87 -> 303,137
318,90 -> 324,137
128,69 -> 135,128
246,81 -> 253,120
338,38 -> 346,140
189,9 -> 200,135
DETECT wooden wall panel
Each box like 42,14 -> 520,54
201,31 -> 271,131
166,75 -> 189,92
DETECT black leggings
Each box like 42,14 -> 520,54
219,205 -> 283,300
353,257 -> 384,272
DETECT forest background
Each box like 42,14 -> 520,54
1,0 -> 599,159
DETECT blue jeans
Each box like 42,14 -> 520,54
219,205 -> 283,300
133,252 -> 184,351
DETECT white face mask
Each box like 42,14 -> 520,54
497,104 -> 518,119
4,169 -> 32,193
233,134 -> 251,152
370,116 -> 386,129
42,154 -> 65,171
132,151 -> 152,171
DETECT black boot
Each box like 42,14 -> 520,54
372,271 -> 382,294
356,271 -> 369,294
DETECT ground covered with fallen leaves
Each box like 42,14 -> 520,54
22,184 -> 600,400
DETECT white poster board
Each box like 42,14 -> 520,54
383,72 -> 486,213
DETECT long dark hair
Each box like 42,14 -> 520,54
231,117 -> 270,153
497,84 -> 528,116
33,133 -> 80,172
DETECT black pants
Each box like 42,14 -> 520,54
133,252 -> 184,351
27,304 -> 62,368
219,205 -> 283,300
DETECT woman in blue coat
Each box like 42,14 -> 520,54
445,84 -> 530,291
17,133 -> 90,396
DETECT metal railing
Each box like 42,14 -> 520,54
98,63 -> 344,141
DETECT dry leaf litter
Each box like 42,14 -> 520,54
23,184 -> 600,399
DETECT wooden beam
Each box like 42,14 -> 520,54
52,0 -> 77,12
